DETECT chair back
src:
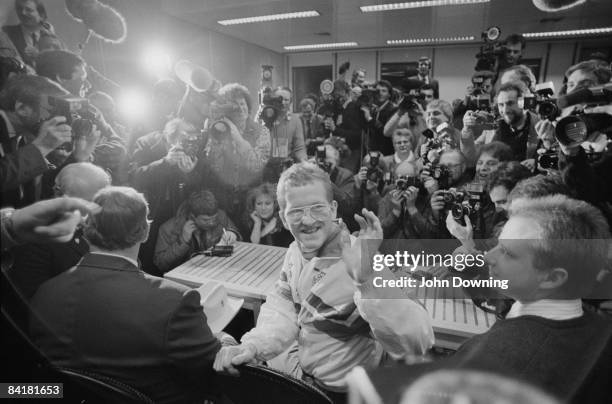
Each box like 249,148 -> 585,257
216,363 -> 333,404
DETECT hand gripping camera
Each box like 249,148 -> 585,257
441,183 -> 484,227
47,95 -> 97,151
257,87 -> 284,129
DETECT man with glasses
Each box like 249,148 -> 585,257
214,162 -> 434,401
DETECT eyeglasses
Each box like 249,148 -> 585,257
285,203 -> 332,224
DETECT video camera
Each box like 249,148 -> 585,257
47,95 -> 97,150
257,87 -> 284,129
441,183 -> 484,227
555,112 -> 612,148
421,122 -> 454,164
356,88 -> 378,112
537,148 -> 559,170
522,82 -> 559,121
466,77 -> 493,112
475,26 -> 505,72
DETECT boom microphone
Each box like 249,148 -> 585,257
174,60 -> 218,93
65,0 -> 127,43
556,83 -> 612,109
532,0 -> 586,12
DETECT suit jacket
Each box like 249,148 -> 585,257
367,101 -> 398,156
2,26 -> 28,64
29,253 -> 221,404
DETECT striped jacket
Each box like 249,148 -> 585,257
241,232 -> 434,390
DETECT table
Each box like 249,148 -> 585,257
165,242 -> 287,315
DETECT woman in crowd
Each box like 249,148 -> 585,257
243,183 -> 293,247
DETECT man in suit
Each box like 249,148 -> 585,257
8,162 -> 110,300
2,0 -> 51,67
298,97 -> 326,156
364,80 -> 398,156
30,186 -> 222,404
409,56 -> 440,99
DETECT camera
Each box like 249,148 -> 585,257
48,95 -> 97,151
537,149 -> 559,170
398,93 -> 424,113
442,183 -> 484,227
395,175 -> 421,191
356,88 -> 378,111
426,164 -> 451,189
315,145 -> 332,173
208,100 -> 242,141
555,113 -> 612,147
257,87 -> 284,129
421,122 -> 453,164
475,26 -> 505,72
522,82 -> 559,121
180,132 -> 204,158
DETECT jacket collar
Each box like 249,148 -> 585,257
78,252 -> 141,273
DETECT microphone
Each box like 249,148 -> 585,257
65,0 -> 127,44
532,0 -> 586,12
556,83 -> 612,109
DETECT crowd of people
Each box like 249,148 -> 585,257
1,1 -> 612,403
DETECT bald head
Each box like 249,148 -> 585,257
55,163 -> 111,201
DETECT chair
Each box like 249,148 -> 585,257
216,363 -> 333,404
41,366 -> 155,404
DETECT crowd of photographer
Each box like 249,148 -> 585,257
1,3 -> 612,402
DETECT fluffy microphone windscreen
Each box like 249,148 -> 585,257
65,0 -> 127,43
532,0 -> 586,12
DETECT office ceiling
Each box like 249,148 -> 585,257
161,0 -> 612,53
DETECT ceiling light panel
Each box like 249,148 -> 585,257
218,11 -> 319,26
387,36 -> 475,45
523,27 -> 612,38
361,0 -> 489,13
284,42 -> 359,51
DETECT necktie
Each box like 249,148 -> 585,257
31,33 -> 38,48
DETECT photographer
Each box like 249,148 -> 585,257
129,118 -> 204,274
420,83 -> 436,107
383,79 -> 429,142
353,151 -> 390,212
452,70 -> 495,130
0,75 -> 100,208
203,83 -> 271,230
2,0 -> 53,67
535,61 -> 612,212
498,64 -> 536,94
267,86 -> 306,162
496,34 -> 526,75
298,97 -> 325,156
364,80 -> 398,156
36,49 -> 127,179
376,161 -> 435,239
468,82 -> 539,167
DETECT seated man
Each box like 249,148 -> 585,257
29,186 -> 222,404
154,190 -> 241,273
9,162 -> 110,300
214,163 -> 434,400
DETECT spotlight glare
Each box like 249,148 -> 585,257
118,88 -> 150,122
142,46 -> 172,78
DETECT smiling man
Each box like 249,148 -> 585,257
214,162 -> 433,401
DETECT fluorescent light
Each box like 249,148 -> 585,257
284,42 -> 359,51
361,0 -> 489,13
523,27 -> 612,38
218,11 -> 319,25
387,36 -> 475,45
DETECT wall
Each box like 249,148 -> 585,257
3,0 -> 285,106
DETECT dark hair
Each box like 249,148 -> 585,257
418,56 -> 432,67
486,161 -> 531,193
36,50 -> 85,81
184,190 -> 218,217
16,0 -> 47,21
478,141 -> 513,162
472,70 -> 495,82
0,74 -> 67,110
218,83 -> 252,114
504,34 -> 526,50
497,81 -> 527,99
420,83 -> 435,92
376,80 -> 393,94
84,187 -> 149,250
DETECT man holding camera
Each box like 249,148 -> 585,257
467,82 -> 539,168
453,70 -> 495,130
0,75 -> 100,208
268,87 -> 306,163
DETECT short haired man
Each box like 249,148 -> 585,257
466,82 -> 539,165
420,84 -> 436,106
30,186 -> 223,403
298,97 -> 326,155
364,79 -> 398,156
36,49 -> 88,97
214,163 -> 434,399
365,195 -> 612,402
500,34 -> 526,71
564,60 -> 612,95
452,70 -> 495,130
409,57 -> 439,98
9,163 -> 110,300
269,86 -> 306,163
498,64 -> 537,94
